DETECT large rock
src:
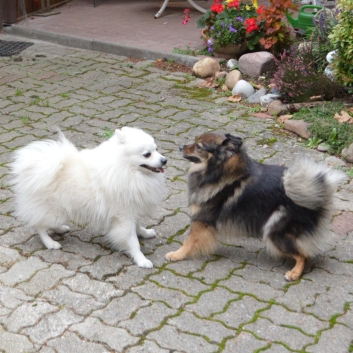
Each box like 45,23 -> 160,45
267,100 -> 288,115
232,79 -> 255,98
342,143 -> 353,162
239,52 -> 276,77
284,119 -> 312,139
247,88 -> 267,104
192,58 -> 220,78
225,70 -> 242,90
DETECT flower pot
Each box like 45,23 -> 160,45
213,42 -> 248,59
201,28 -> 248,60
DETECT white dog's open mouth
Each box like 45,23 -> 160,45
141,165 -> 164,173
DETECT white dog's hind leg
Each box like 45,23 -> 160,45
107,219 -> 153,268
50,225 -> 70,234
136,223 -> 156,239
37,228 -> 62,249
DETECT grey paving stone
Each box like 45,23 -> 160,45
0,256 -> 49,286
59,236 -> 110,258
38,347 -> 56,353
306,324 -> 353,353
47,331 -> 107,353
191,257 -> 245,283
0,214 -> 18,231
169,311 -> 234,343
71,317 -> 138,351
79,252 -> 132,280
125,340 -> 172,353
0,325 -> 35,353
165,256 -> 213,276
0,246 -> 24,266
92,292 -> 148,325
222,331 -> 267,353
186,287 -> 239,318
0,284 -> 33,309
120,302 -> 176,335
305,286 -> 353,320
6,301 -> 58,333
148,324 -> 218,353
132,282 -> 191,309
149,270 -> 210,296
62,273 -> 123,302
213,296 -> 269,329
276,279 -> 327,312
338,307 -> 353,329
17,264 -> 75,296
23,308 -> 82,344
39,285 -> 105,316
260,305 -> 329,335
244,318 -> 314,351
263,343 -> 293,352
219,274 -> 284,301
35,249 -> 92,270
106,265 -> 157,290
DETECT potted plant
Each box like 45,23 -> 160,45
197,0 -> 266,58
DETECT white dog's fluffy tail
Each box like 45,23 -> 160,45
10,134 -> 78,224
283,158 -> 346,210
11,134 -> 76,190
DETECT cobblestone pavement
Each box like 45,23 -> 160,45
0,37 -> 352,353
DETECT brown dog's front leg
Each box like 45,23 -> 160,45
165,221 -> 217,261
285,254 -> 306,281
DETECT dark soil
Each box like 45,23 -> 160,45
125,57 -> 194,75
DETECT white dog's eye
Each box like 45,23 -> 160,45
143,152 -> 151,158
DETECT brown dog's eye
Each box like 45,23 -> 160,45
196,144 -> 203,151
143,152 -> 151,158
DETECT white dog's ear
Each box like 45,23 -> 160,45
115,129 -> 125,143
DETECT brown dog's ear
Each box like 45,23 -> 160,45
222,134 -> 243,153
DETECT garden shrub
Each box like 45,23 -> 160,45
271,45 -> 343,103
310,7 -> 338,72
328,0 -> 353,90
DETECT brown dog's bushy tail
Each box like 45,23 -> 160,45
283,158 -> 346,211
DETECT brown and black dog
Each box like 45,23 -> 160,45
166,132 -> 345,281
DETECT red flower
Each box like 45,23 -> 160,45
227,0 -> 239,8
257,5 -> 265,14
211,3 -> 224,13
244,18 -> 259,33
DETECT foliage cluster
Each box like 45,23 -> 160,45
310,7 -> 339,72
197,0 -> 264,51
328,0 -> 353,89
256,0 -> 298,56
271,45 -> 343,103
197,0 -> 297,54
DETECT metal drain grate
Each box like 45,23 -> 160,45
0,40 -> 34,57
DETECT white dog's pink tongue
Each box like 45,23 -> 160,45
157,167 -> 164,173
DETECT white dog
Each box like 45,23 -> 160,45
10,127 -> 167,268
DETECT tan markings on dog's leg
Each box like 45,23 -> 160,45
165,221 -> 217,262
285,255 -> 306,281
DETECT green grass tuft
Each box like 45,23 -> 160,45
293,102 -> 353,154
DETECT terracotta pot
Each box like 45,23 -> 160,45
201,28 -> 248,60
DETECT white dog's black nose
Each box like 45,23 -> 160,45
161,157 -> 167,165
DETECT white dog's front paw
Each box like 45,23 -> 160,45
52,225 -> 70,234
134,254 -> 153,268
143,229 -> 157,239
44,239 -> 62,250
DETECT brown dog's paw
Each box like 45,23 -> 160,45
165,251 -> 180,261
285,270 -> 300,282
